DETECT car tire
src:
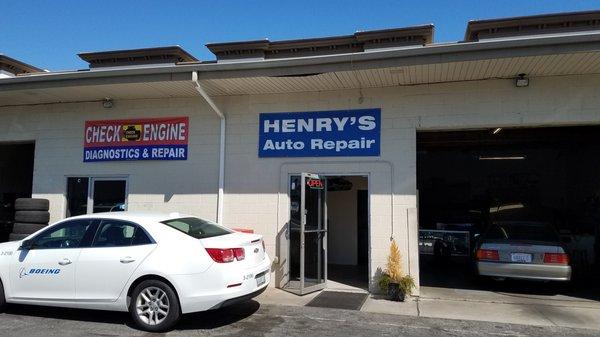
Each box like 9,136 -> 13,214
14,198 -> 49,211
129,280 -> 181,332
9,233 -> 29,241
14,211 -> 50,224
0,279 -> 6,312
12,223 -> 47,235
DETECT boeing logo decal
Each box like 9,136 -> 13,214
19,267 -> 60,278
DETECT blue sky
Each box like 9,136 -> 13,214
3,1 -> 600,71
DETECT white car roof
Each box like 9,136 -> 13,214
65,211 -> 195,224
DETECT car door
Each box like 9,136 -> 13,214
75,219 -> 156,301
9,219 -> 96,300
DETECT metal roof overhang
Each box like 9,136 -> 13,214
2,31 -> 600,106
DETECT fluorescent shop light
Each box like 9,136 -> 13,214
478,155 -> 526,160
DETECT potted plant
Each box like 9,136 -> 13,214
378,239 -> 415,301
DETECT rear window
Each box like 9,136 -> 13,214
161,217 -> 233,239
484,222 -> 559,243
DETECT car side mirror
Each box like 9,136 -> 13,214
19,239 -> 34,250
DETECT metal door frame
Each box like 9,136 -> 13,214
283,172 -> 328,295
299,172 -> 328,294
87,176 -> 129,214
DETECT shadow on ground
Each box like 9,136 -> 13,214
4,300 -> 260,331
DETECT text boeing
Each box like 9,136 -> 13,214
259,109 -> 381,157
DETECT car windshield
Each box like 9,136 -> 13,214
484,222 -> 559,243
161,217 -> 233,239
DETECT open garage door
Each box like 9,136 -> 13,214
0,142 -> 35,242
417,126 -> 600,302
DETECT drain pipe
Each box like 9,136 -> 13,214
192,71 -> 225,225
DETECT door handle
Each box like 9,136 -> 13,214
120,257 -> 135,264
58,258 -> 72,266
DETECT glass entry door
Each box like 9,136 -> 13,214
89,178 -> 127,213
283,173 -> 327,295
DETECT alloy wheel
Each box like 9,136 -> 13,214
135,286 -> 170,326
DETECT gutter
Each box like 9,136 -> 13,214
192,71 -> 226,225
3,31 -> 600,89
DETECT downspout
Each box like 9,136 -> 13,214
192,71 -> 225,225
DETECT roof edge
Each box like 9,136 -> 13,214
0,54 -> 44,75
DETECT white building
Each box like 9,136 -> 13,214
1,11 -> 600,295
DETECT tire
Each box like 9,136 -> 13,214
9,233 -> 29,241
12,223 -> 47,235
14,211 -> 49,224
14,198 -> 49,211
129,280 -> 181,332
0,279 -> 6,312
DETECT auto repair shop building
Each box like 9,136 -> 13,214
1,11 -> 600,295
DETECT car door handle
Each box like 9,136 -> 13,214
58,258 -> 72,266
120,257 -> 135,264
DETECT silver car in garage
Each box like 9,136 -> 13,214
476,221 -> 571,281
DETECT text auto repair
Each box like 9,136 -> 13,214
259,108 -> 381,157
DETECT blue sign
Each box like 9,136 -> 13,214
259,108 -> 380,157
83,145 -> 188,162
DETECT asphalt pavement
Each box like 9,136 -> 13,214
0,301 -> 596,337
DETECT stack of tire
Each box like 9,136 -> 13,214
10,198 -> 50,241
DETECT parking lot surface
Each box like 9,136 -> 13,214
0,301 -> 597,337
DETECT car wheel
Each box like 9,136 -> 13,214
14,211 -> 50,224
0,279 -> 6,312
129,280 -> 180,332
12,223 -> 47,235
8,233 -> 29,241
14,198 -> 49,211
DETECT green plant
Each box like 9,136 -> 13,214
398,275 -> 416,296
378,272 -> 391,293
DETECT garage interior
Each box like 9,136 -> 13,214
326,176 -> 369,291
0,142 -> 35,242
417,126 -> 600,301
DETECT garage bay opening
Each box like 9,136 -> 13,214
417,126 -> 600,301
0,142 -> 35,243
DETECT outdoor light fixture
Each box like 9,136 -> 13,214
479,155 -> 526,160
492,127 -> 502,134
515,73 -> 529,87
102,98 -> 113,109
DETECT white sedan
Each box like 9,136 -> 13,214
0,212 -> 271,332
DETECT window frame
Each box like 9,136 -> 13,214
160,217 -> 233,240
64,175 -> 129,217
28,219 -> 99,250
90,218 -> 156,248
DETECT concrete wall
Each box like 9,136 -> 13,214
1,73 -> 599,294
215,73 -> 600,292
0,97 -> 221,223
327,176 -> 368,266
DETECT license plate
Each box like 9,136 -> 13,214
511,253 -> 532,263
255,272 -> 266,286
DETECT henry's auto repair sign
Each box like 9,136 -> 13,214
83,117 -> 189,162
259,108 -> 380,157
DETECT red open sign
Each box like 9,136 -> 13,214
306,178 -> 324,189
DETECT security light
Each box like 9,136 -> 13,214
102,98 -> 113,109
515,73 -> 529,87
492,127 -> 502,134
